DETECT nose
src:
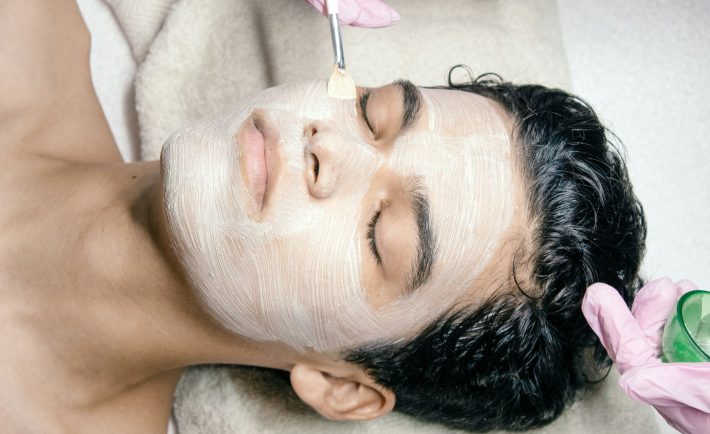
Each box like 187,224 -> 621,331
304,122 -> 340,199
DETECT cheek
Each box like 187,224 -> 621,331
221,153 -> 385,352
250,200 -> 379,351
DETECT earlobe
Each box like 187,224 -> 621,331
290,364 -> 395,421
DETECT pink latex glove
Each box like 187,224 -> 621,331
305,0 -> 400,27
583,278 -> 710,434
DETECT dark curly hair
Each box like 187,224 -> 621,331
344,69 -> 647,431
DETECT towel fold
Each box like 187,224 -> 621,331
105,0 -> 176,62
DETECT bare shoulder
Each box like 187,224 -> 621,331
0,0 -> 122,163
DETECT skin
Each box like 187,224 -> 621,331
0,1 -> 528,432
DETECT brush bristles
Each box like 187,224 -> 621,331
327,65 -> 356,100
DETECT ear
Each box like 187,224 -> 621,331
290,364 -> 395,421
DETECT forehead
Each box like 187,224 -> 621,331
418,87 -> 510,136
382,87 -> 517,309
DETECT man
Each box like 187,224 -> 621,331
0,1 -> 645,432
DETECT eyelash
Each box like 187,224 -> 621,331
366,210 -> 382,266
359,90 -> 375,133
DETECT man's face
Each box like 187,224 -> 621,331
161,80 -> 520,352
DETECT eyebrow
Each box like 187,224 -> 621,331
393,79 -> 422,132
404,176 -> 436,294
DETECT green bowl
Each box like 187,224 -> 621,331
662,290 -> 710,363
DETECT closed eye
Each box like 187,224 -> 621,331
366,210 -> 382,265
359,90 -> 374,133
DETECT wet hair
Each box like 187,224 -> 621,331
344,69 -> 647,431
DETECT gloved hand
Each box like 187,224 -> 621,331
582,278 -> 710,434
305,0 -> 399,27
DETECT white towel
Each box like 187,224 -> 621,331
172,366 -> 660,434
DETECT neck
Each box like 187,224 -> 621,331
58,161 -> 295,408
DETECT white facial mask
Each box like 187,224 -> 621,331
162,81 -> 515,353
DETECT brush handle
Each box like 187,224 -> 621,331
326,0 -> 345,70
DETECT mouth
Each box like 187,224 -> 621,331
238,110 -> 281,218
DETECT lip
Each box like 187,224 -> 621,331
237,110 -> 281,218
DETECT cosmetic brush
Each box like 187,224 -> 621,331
325,0 -> 356,99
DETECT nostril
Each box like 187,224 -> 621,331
312,154 -> 319,180
303,122 -> 337,199
306,152 -> 320,184
304,148 -> 336,199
